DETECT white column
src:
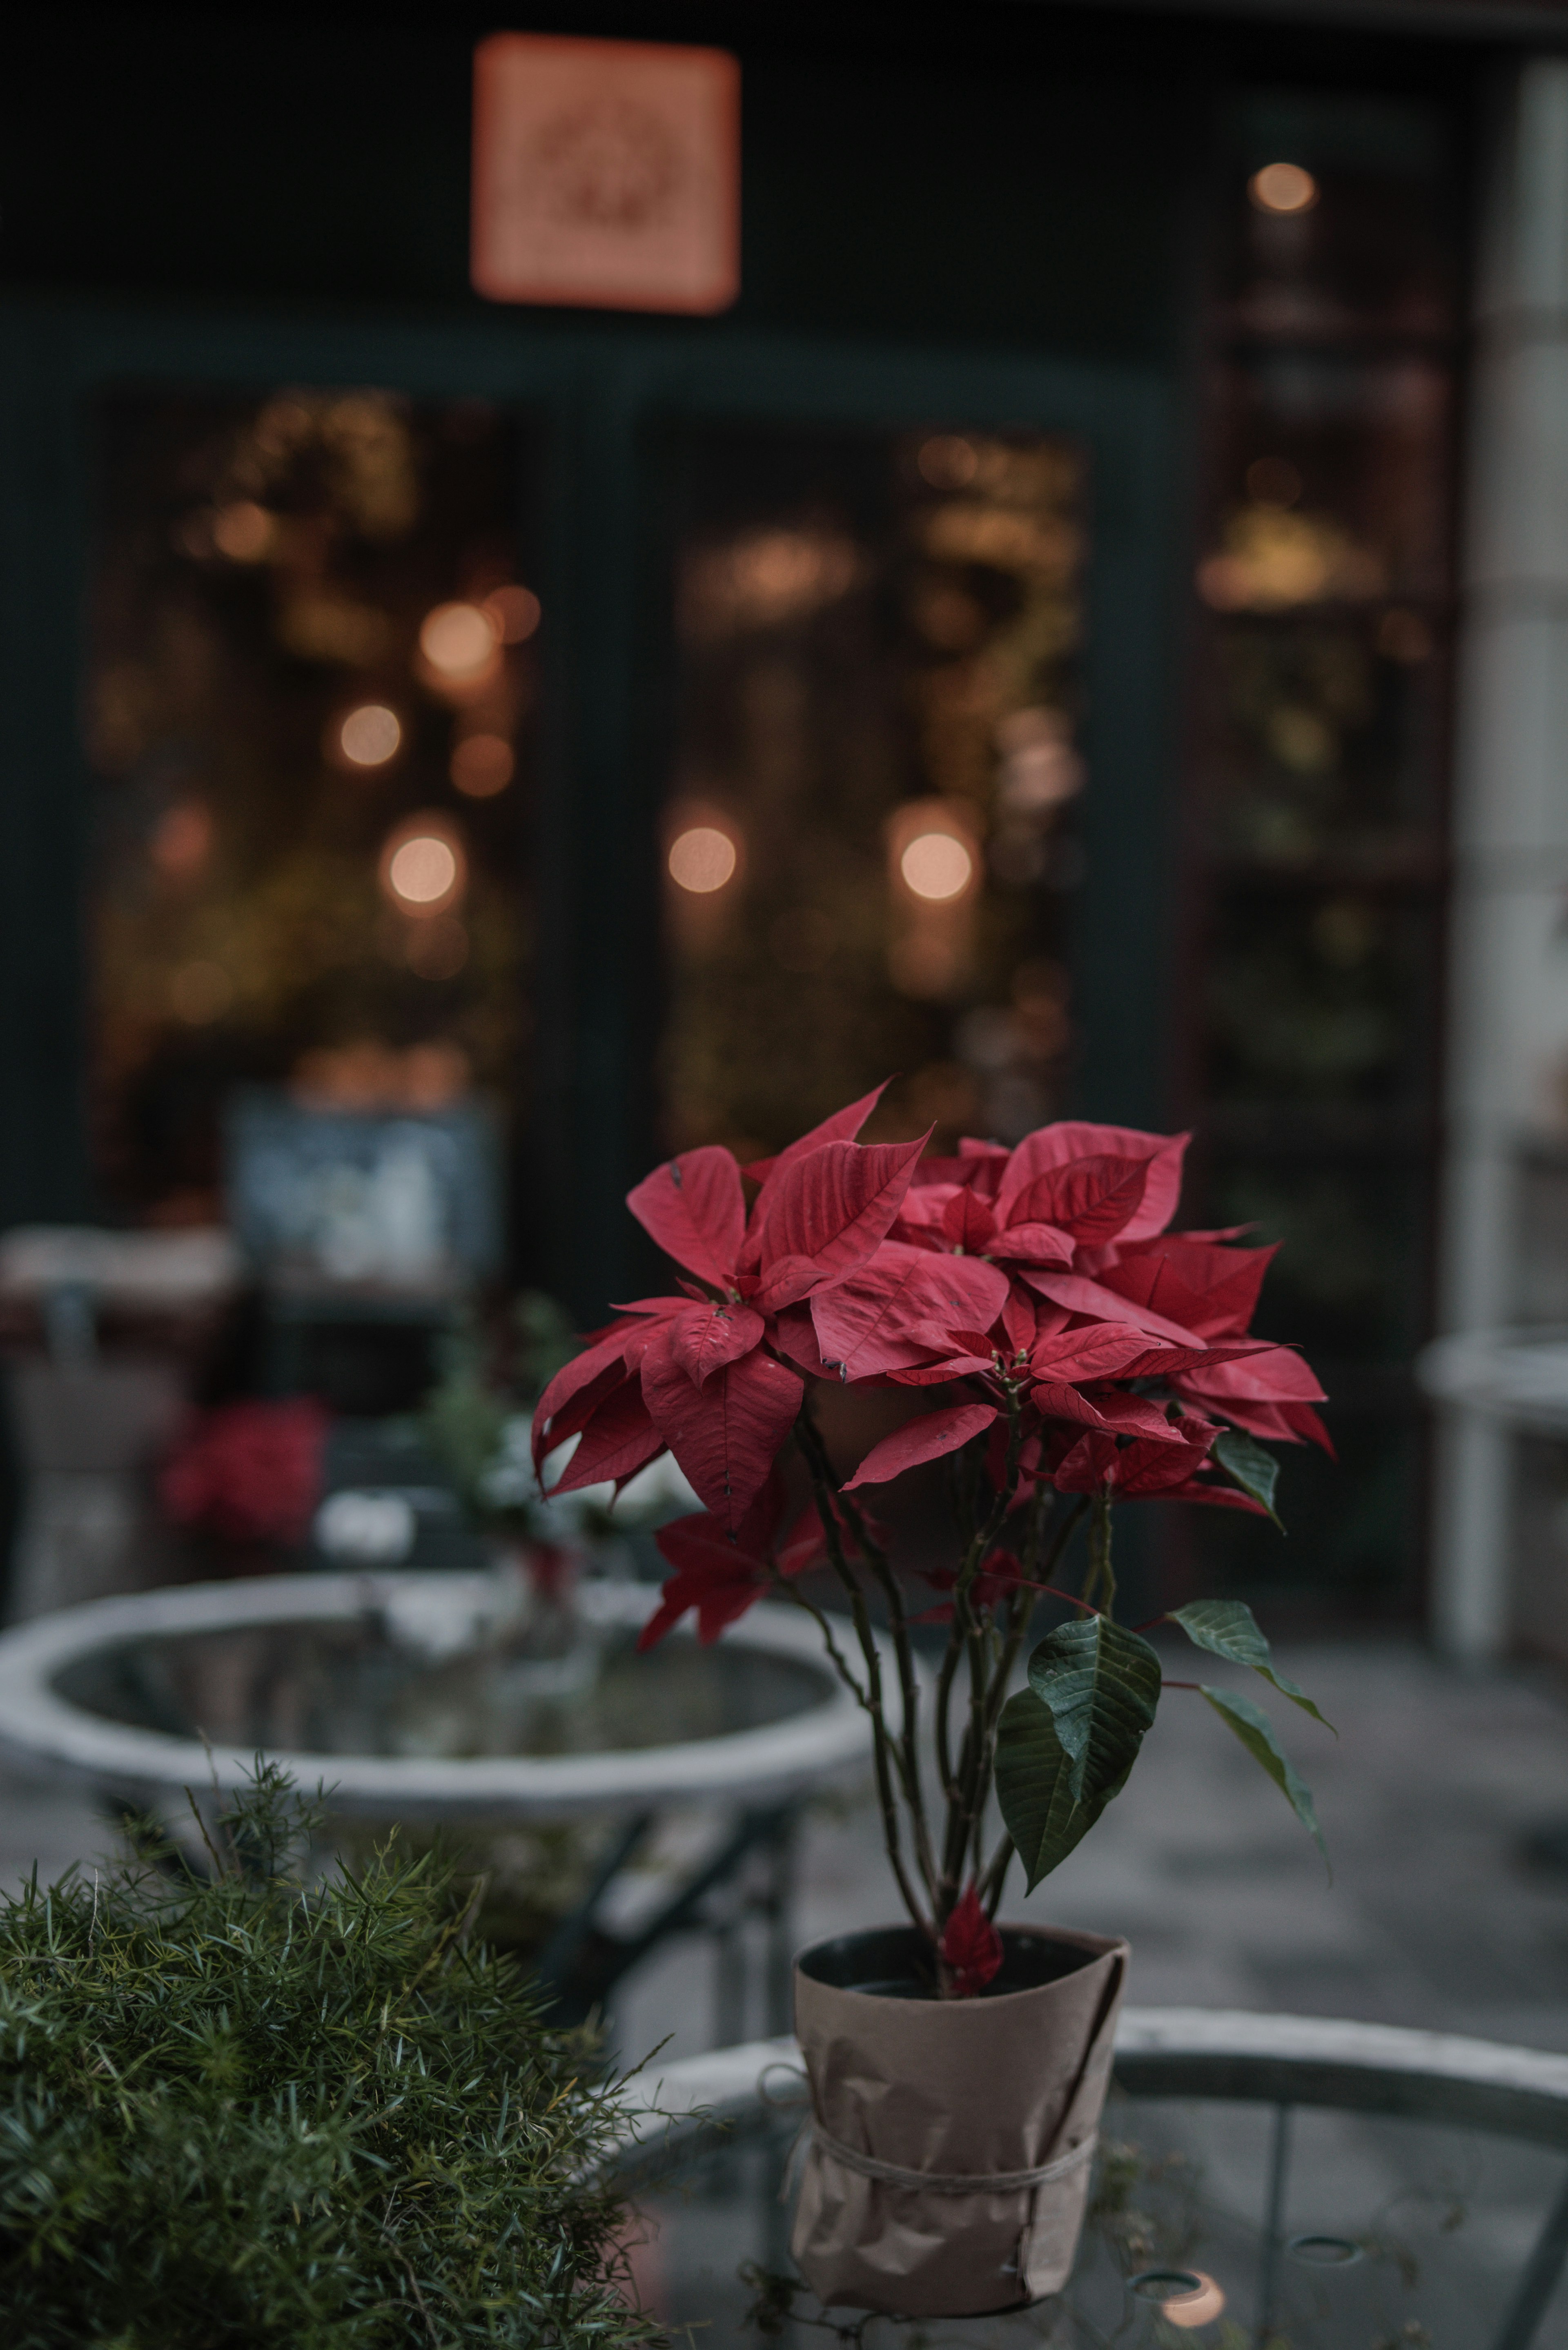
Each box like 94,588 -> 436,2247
1434,60 -> 1568,1657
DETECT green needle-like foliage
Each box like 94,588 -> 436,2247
0,1764 -> 660,2349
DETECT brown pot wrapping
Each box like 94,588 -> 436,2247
790,1924 -> 1129,2319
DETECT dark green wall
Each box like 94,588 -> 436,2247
0,8 -> 1195,359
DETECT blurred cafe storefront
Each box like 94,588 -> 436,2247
2,0 -> 1566,1635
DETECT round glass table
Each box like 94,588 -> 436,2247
612,2011 -> 1568,2346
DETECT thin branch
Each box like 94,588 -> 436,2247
793,1412 -> 933,1933
796,1411 -> 936,1897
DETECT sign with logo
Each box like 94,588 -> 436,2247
471,34 -> 740,314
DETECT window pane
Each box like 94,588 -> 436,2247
86,388 -> 536,1236
658,420 -> 1087,1158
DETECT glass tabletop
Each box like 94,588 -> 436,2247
619,2081 -> 1568,2346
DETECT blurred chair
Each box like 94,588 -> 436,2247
0,1227 -> 241,1619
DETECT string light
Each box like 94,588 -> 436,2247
900,832 -> 974,902
668,825 -> 738,894
338,705 -> 402,767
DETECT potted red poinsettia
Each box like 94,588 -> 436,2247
532,1086 -> 1331,2321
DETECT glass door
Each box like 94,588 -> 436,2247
654,417 -> 1088,1162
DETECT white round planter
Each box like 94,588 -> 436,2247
0,1572 -> 874,1821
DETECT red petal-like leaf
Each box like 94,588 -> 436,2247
627,1146 -> 746,1287
1163,1477 -> 1270,1515
750,1134 -> 929,1302
942,1188 -> 999,1252
1001,1288 -> 1040,1362
1007,1154 -> 1151,1245
653,1474 -> 789,1579
1172,1388 -> 1334,1454
939,1884 -> 1003,1995
1096,1238 -> 1277,1341
768,1307 -> 840,1380
1053,1417 -> 1218,1498
546,1382 -> 666,1495
842,1401 -> 999,1489
998,1123 -> 1189,1241
532,1319 -> 650,1467
1029,1321 -> 1173,1385
1022,1269 -> 1203,1347
956,1138 -> 1010,1197
669,1300 -> 766,1387
641,1342 -> 804,1529
994,1221 -> 1075,1266
636,1550 -> 767,1650
1174,1345 -> 1325,1405
811,1241 -> 1008,1379
742,1083 -> 892,1206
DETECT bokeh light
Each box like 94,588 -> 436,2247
668,825 -> 738,894
419,601 -> 500,679
483,584 -> 541,643
381,818 -> 465,916
338,704 -> 402,767
211,502 -> 274,561
149,800 -> 214,881
900,831 -> 975,901
1249,161 -> 1318,214
450,733 -> 514,796
917,435 -> 980,489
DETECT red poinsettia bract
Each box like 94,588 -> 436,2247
532,1090 -> 1329,1624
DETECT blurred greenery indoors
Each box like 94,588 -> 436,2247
0,1765 -> 659,2349
419,1290 -> 579,1537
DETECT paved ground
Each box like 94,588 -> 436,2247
613,1639 -> 1568,2067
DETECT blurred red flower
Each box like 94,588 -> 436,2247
160,1399 -> 330,1547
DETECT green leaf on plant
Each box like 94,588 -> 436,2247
1025,1615 -> 1162,1805
996,1686 -> 1130,1891
1200,1683 -> 1330,1874
1211,1428 -> 1284,1527
1169,1599 -> 1334,1731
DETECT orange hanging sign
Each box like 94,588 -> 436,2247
471,33 -> 740,315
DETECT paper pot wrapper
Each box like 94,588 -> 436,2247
790,1923 -> 1128,2319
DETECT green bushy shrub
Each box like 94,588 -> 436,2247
0,1766 -> 658,2348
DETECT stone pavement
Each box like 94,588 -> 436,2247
613,1639 -> 1568,2067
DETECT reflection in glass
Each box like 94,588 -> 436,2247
87,391 -> 536,1226
658,423 -> 1086,1158
1179,91 -> 1457,1612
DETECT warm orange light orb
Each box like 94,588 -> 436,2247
483,584 -> 542,644
900,831 -> 974,901
212,502 -> 274,561
419,601 -> 500,678
1249,161 -> 1318,214
450,733 -> 515,796
380,818 -> 466,916
668,825 -> 738,894
339,704 -> 402,767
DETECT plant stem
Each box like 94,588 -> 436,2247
798,1414 -> 937,1899
980,1831 -> 1013,1918
939,1391 -> 1024,1919
793,1411 -> 933,1933
1082,1490 -> 1116,1614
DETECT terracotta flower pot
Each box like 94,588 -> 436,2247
790,1922 -> 1128,2320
